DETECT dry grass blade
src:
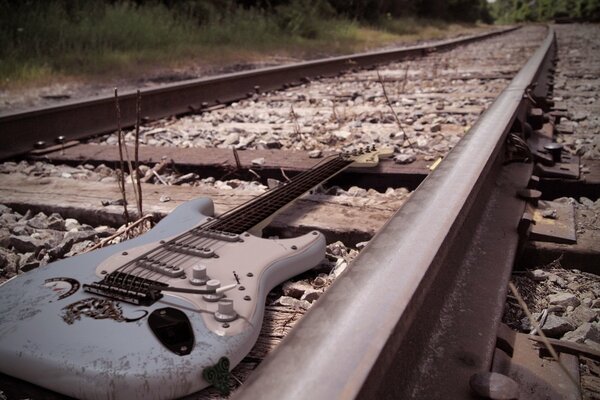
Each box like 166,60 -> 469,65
86,214 -> 154,251
290,105 -> 301,136
508,281 -> 581,394
376,70 -> 413,148
114,88 -> 130,224
134,90 -> 143,217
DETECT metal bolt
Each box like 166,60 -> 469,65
527,175 -> 540,189
291,245 -> 298,250
238,286 -> 245,291
122,251 -> 128,256
247,272 -> 254,277
518,212 -> 534,236
516,189 -> 542,206
544,142 -> 563,163
244,296 -> 251,301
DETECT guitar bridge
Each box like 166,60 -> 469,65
83,273 -> 168,306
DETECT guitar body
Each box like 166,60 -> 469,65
0,197 -> 325,399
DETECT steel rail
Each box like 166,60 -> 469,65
233,29 -> 556,399
0,27 -> 517,161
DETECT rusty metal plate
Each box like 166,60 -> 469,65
528,200 -> 576,244
535,159 -> 580,179
493,324 -> 580,400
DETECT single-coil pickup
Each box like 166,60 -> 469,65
165,242 -> 215,258
192,228 -> 241,242
137,258 -> 185,278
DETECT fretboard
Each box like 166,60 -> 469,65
206,155 -> 352,234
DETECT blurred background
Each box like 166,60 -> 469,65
1,0 -> 599,90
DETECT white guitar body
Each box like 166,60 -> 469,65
0,197 -> 325,399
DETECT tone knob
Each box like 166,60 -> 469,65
214,299 -> 238,322
203,279 -> 224,302
189,264 -> 208,286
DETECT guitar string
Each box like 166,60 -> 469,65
114,155 -> 353,293
123,156 -> 351,284
105,154 -> 354,292
104,155 -> 345,290
110,155 -> 351,293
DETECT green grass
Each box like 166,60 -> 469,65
0,1 -> 487,89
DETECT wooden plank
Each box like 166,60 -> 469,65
0,174 -> 404,245
32,144 -> 431,191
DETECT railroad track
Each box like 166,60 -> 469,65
0,25 -> 599,399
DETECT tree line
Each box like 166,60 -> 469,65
490,0 -> 600,22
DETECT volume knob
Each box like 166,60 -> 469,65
203,279 -> 224,302
189,264 -> 208,286
214,299 -> 238,322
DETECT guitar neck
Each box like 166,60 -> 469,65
208,155 -> 353,234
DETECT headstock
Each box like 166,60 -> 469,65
342,145 -> 394,167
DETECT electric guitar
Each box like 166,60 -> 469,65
0,146 -> 392,399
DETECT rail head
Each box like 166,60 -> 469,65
232,28 -> 556,400
0,27 -> 518,161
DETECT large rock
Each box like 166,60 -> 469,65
540,314 -> 575,338
569,305 -> 598,326
9,235 -> 46,254
282,280 -> 313,299
547,292 -> 580,308
562,322 -> 600,343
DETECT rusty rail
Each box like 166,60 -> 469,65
233,28 -> 556,399
0,27 -> 517,161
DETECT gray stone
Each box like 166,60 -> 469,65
47,213 -> 66,230
18,252 -> 40,272
583,339 -> 600,351
394,153 -> 416,164
556,277 -> 568,287
430,123 -> 442,133
567,281 -> 581,292
10,224 -> 33,236
49,238 -> 74,259
562,322 -> 600,343
0,204 -> 11,214
282,280 -> 312,299
30,229 -> 63,248
541,314 -> 575,337
528,269 -> 549,281
570,305 -> 597,326
222,132 -> 240,146
251,157 -> 265,166
308,150 -> 322,158
63,230 -> 98,244
64,218 -> 80,231
334,130 -> 351,140
273,296 -> 311,310
541,208 -> 557,219
548,292 -> 580,308
301,289 -> 322,303
65,240 -> 93,257
582,297 -> 593,307
94,226 -> 116,237
469,372 -> 519,400
10,235 -> 46,253
0,213 -> 18,225
18,210 -> 32,222
0,228 -> 10,248
0,252 -> 7,269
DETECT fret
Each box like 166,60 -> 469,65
209,156 -> 352,234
